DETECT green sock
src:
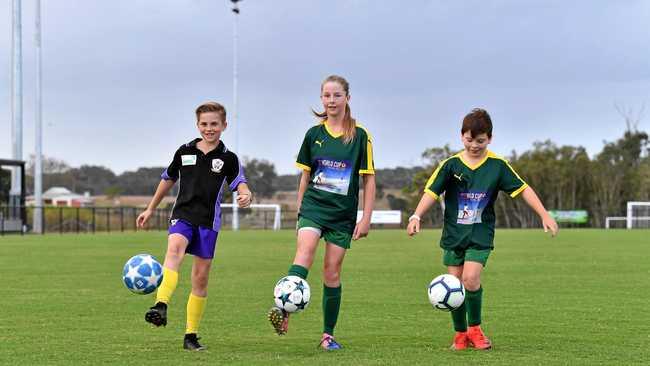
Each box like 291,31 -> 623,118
288,264 -> 309,280
322,285 -> 342,335
451,301 -> 468,332
466,287 -> 483,326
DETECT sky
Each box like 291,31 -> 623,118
1,0 -> 649,175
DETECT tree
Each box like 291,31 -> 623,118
589,129 -> 649,226
243,158 -> 278,198
402,144 -> 454,226
117,167 -> 167,195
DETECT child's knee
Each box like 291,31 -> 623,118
462,274 -> 481,290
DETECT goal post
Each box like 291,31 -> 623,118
626,201 -> 650,229
221,203 -> 281,230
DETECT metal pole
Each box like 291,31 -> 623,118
34,0 -> 43,233
231,0 -> 240,231
11,0 -> 23,218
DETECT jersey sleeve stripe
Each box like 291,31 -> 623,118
229,161 -> 248,191
510,183 -> 528,198
295,162 -> 312,171
424,188 -> 439,200
424,157 -> 452,195
364,138 -> 375,174
161,168 -> 176,181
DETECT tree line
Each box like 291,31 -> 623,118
2,127 -> 648,227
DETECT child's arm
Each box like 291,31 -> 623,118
521,186 -> 558,236
407,193 -> 438,236
136,179 -> 175,228
236,183 -> 253,208
353,174 -> 376,240
296,170 -> 310,213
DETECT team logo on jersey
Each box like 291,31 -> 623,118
211,159 -> 224,173
312,157 -> 352,195
181,154 -> 197,166
457,191 -> 490,225
171,219 -> 178,226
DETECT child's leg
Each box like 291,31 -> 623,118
448,265 -> 467,332
156,233 -> 189,304
290,227 -> 322,278
269,225 -> 320,335
322,243 -> 346,336
461,261 -> 484,326
186,256 -> 212,335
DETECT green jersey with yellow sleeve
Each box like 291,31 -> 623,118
296,121 -> 375,233
425,150 -> 527,249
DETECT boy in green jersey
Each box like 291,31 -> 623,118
407,108 -> 558,350
268,75 -> 376,350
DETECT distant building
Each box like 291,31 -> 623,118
26,187 -> 94,207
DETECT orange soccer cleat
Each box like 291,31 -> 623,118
467,325 -> 492,350
450,331 -> 469,350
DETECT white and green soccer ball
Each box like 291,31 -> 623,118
273,275 -> 311,313
427,274 -> 465,311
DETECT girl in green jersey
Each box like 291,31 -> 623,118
268,75 -> 376,350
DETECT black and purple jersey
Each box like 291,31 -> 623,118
162,138 -> 247,232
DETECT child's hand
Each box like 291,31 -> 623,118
543,215 -> 559,237
237,192 -> 252,208
407,216 -> 420,236
353,218 -> 371,240
136,209 -> 152,228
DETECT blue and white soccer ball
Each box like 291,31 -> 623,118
122,254 -> 164,295
427,274 -> 465,311
273,275 -> 311,313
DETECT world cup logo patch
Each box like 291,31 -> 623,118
211,159 -> 224,173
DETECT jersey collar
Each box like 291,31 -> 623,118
321,120 -> 344,138
457,150 -> 494,170
187,138 -> 226,155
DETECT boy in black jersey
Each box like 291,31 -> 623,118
136,102 -> 252,351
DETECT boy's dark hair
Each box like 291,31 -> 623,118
461,108 -> 492,138
196,102 -> 226,122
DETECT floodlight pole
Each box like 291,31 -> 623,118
34,0 -> 43,233
11,0 -> 23,221
231,0 -> 241,231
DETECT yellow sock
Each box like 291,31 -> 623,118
155,267 -> 179,304
186,293 -> 207,334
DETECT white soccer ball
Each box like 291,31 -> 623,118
273,275 -> 311,313
427,274 -> 465,311
122,254 -> 164,295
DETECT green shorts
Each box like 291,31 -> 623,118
297,216 -> 352,249
443,244 -> 491,266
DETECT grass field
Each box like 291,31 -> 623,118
1,229 -> 649,365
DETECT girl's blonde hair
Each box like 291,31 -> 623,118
312,75 -> 356,144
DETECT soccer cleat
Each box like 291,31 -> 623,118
467,325 -> 492,350
183,333 -> 205,351
267,307 -> 289,335
318,333 -> 342,351
450,331 -> 469,350
145,302 -> 167,327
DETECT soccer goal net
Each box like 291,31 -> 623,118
606,202 -> 650,229
626,201 -> 650,229
221,203 -> 282,230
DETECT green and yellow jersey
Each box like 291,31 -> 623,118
425,150 -> 527,249
296,121 -> 375,233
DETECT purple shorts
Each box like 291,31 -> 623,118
168,219 -> 218,259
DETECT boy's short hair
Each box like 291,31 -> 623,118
196,102 -> 226,122
461,108 -> 492,138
